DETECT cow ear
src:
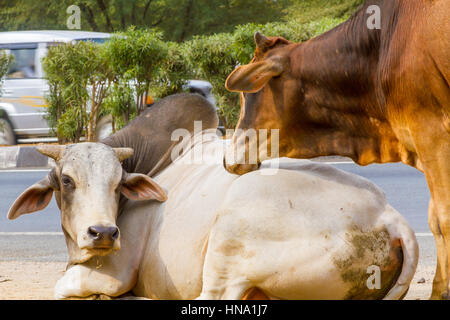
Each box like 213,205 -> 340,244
121,173 -> 167,202
225,59 -> 283,93
254,32 -> 290,54
8,177 -> 54,220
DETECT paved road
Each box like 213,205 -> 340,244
332,162 -> 431,233
0,162 -> 431,233
0,163 -> 432,262
0,169 -> 61,232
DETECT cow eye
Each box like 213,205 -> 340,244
61,175 -> 75,188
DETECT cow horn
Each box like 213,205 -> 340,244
113,148 -> 134,162
36,145 -> 65,161
254,32 -> 269,50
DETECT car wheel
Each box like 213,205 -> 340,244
96,115 -> 113,141
0,115 -> 16,145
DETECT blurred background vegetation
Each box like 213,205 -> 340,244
0,0 -> 364,41
0,0 -> 365,142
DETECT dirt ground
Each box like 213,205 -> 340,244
0,261 -> 435,300
0,261 -> 66,300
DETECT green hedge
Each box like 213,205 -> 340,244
43,41 -> 113,143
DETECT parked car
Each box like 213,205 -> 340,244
0,30 -> 218,145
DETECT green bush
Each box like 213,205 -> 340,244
0,50 -> 13,84
150,41 -> 192,99
102,80 -> 136,132
104,27 -> 168,115
183,32 -> 240,129
43,41 -> 112,143
0,50 -> 13,126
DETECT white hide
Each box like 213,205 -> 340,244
54,131 -> 418,300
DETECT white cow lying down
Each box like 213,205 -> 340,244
8,131 -> 418,300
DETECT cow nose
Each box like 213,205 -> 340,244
87,226 -> 119,242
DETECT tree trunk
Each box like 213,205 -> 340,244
178,0 -> 194,42
87,82 -> 97,142
96,0 -> 114,32
79,3 -> 99,31
143,0 -> 153,20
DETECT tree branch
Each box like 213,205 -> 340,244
178,0 -> 194,42
150,16 -> 163,27
96,0 -> 114,32
142,0 -> 153,20
131,2 -> 136,26
79,3 -> 99,31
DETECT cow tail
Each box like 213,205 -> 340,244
383,205 -> 419,300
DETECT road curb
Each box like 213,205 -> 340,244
0,146 -> 51,169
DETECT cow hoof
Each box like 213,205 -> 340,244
441,291 -> 450,300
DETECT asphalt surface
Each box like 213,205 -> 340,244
0,170 -> 61,232
0,162 -> 432,262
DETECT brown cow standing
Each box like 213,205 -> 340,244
224,0 -> 449,299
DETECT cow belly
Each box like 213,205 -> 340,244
201,169 -> 402,300
244,236 -> 399,300
206,217 -> 400,300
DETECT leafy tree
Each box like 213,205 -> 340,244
43,41 -> 112,143
182,32 -> 240,129
43,43 -> 86,143
104,27 -> 167,115
85,43 -> 114,141
155,0 -> 290,41
150,41 -> 192,99
0,0 -> 289,42
0,50 -> 13,126
102,80 -> 136,132
0,0 -> 70,31
0,50 -> 13,92
282,0 -> 365,23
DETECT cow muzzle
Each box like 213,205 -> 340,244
85,225 -> 120,251
223,159 -> 260,175
223,130 -> 264,175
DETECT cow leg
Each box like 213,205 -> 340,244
197,254 -> 270,300
433,206 -> 450,300
197,275 -> 252,300
197,237 -> 252,300
410,117 -> 450,299
428,194 -> 450,299
242,287 -> 271,300
54,205 -> 154,299
54,256 -> 138,299
428,199 -> 449,299
422,158 -> 450,299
